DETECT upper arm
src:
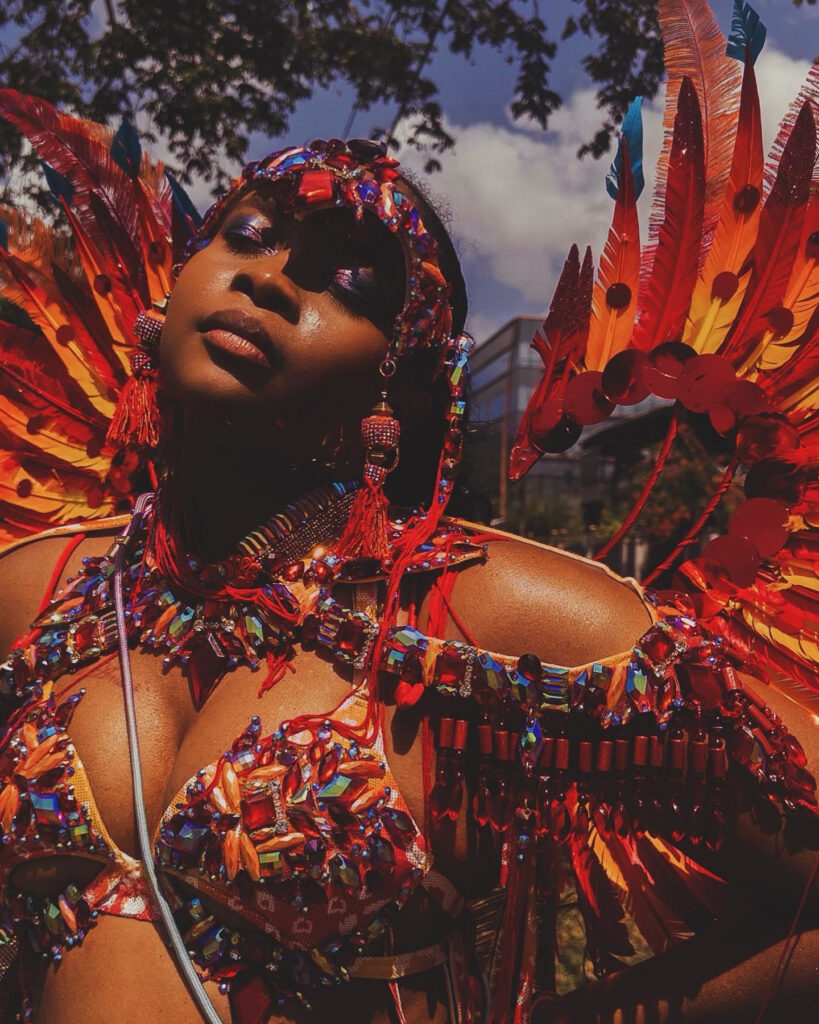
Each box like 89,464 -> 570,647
436,536 -> 653,667
0,532 -> 115,659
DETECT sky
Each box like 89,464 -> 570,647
2,0 -> 818,348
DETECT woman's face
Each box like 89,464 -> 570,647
160,187 -> 406,462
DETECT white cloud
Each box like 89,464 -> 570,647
396,42 -> 815,342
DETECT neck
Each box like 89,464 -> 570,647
161,410 -> 340,562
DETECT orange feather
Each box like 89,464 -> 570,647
724,101 -> 816,373
586,143 -> 640,372
685,58 -> 764,355
650,0 -> 741,265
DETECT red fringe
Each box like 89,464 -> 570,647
334,479 -> 390,562
107,371 -> 160,449
258,646 -> 295,697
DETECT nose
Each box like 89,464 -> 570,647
230,249 -> 301,324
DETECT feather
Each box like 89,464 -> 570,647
0,327 -> 106,434
508,245 -> 593,479
756,190 -> 819,369
606,97 -> 645,201
110,118 -> 142,179
0,249 -> 116,416
87,190 -> 149,309
684,57 -> 763,355
0,89 -> 145,267
587,142 -> 641,371
763,59 -> 819,197
590,827 -> 692,954
726,0 -> 766,65
650,0 -> 741,262
633,77 -> 705,351
724,101 -> 816,373
764,306 -> 819,413
569,822 -> 635,967
41,160 -> 74,206
166,169 -> 203,233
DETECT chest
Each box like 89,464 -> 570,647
45,643 -> 426,862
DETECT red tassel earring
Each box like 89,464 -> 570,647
335,359 -> 400,565
107,303 -> 165,450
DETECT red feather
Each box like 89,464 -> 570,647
0,90 -> 144,266
633,77 -> 705,351
723,101 -> 816,370
651,0 -> 741,262
508,245 -> 593,480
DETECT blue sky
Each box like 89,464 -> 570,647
2,0 -> 817,345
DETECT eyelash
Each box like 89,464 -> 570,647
222,219 -> 276,257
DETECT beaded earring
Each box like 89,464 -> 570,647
107,302 -> 166,450
335,358 -> 400,565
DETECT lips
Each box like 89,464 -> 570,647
200,309 -> 277,368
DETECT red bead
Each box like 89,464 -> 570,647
438,717 -> 455,749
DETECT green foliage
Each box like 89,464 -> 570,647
505,494 -> 587,550
595,421 -> 744,548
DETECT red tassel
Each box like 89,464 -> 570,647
335,477 -> 390,562
106,351 -> 160,450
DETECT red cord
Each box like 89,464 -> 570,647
594,403 -> 680,561
642,457 -> 738,586
37,533 -> 85,615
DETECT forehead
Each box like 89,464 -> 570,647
221,185 -> 403,257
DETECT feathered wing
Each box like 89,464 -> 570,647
0,95 -> 199,548
511,0 -> 819,704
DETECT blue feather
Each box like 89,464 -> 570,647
165,170 -> 203,230
110,117 -> 142,178
0,219 -> 7,251
41,160 -> 74,205
726,0 -> 766,65
606,96 -> 644,201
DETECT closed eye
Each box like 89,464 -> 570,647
221,214 -> 279,257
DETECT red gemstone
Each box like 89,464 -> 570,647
435,649 -> 465,687
295,169 -> 335,205
73,619 -> 99,654
488,791 -> 514,832
241,791 -> 278,832
472,784 -> 491,827
228,973 -> 273,1024
639,625 -> 676,663
187,636 -> 227,708
336,619 -> 365,655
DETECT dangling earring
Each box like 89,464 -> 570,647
335,358 -> 400,564
107,300 -> 166,450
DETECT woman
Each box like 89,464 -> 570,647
1,6 -> 818,1024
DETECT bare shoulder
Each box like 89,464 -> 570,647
439,523 -> 653,667
0,522 -> 124,658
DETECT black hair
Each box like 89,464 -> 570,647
384,173 -> 479,513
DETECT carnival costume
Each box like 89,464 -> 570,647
0,2 -> 818,1023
